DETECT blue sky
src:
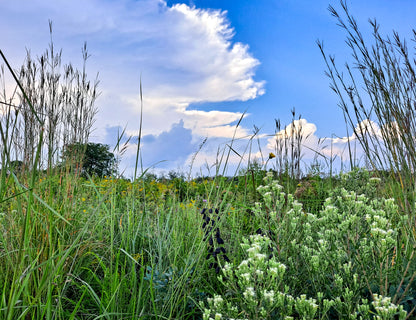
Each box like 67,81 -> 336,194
1,0 -> 416,177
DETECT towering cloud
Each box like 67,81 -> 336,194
1,0 -> 265,175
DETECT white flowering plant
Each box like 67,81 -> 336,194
201,170 -> 412,319
201,233 -> 330,319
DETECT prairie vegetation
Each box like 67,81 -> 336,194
1,2 -> 416,319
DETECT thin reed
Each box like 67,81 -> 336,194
318,0 -> 416,214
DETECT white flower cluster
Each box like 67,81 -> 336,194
295,294 -> 318,319
371,294 -> 407,320
365,200 -> 397,253
253,175 -> 286,220
202,233 -> 345,319
349,294 -> 408,320
201,234 -> 293,319
202,169 -> 408,319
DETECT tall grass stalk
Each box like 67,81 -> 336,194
1,48 -> 44,319
0,39 -> 100,319
318,3 -> 416,317
318,0 -> 416,215
133,75 -> 144,182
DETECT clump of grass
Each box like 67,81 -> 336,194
318,0 -> 416,215
273,108 -> 309,181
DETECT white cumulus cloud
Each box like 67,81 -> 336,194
0,0 -> 265,175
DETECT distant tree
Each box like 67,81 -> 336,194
143,172 -> 158,182
167,170 -> 185,181
62,142 -> 117,178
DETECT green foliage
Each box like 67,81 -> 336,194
2,161 -> 416,319
201,171 -> 410,319
294,174 -> 329,214
202,234 -> 298,320
62,142 -> 117,178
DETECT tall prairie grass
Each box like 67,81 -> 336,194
318,1 -> 416,216
2,3 -> 416,318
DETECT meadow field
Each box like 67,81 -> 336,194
3,3 -> 416,318
1,156 -> 416,319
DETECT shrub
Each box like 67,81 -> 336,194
201,170 -> 410,319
